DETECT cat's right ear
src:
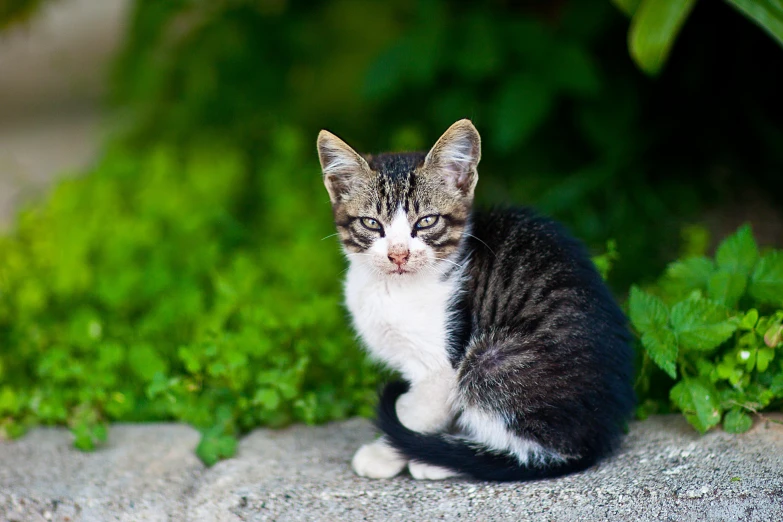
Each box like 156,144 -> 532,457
317,130 -> 372,204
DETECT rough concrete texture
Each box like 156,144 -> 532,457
1,416 -> 781,521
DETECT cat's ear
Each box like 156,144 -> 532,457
423,119 -> 481,197
317,130 -> 372,204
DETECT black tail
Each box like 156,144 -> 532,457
376,380 -> 595,482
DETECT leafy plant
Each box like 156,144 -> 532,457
631,225 -> 783,433
0,131 -> 382,463
615,0 -> 783,75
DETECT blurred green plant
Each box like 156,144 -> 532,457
615,0 -> 783,75
0,131 -> 381,463
107,0 -> 783,291
632,225 -> 783,433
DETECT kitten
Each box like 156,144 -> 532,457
317,119 -> 634,482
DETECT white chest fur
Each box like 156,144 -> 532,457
344,264 -> 458,383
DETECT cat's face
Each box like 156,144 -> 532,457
318,119 -> 481,278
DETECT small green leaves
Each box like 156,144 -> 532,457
723,408 -> 753,434
670,378 -> 722,433
632,224 -> 783,435
628,0 -> 698,76
704,225 -> 760,307
196,432 -> 237,467
707,270 -> 746,308
129,344 -> 168,382
670,298 -> 736,352
629,286 -> 679,378
739,309 -> 759,330
756,348 -> 775,372
750,252 -> 783,307
641,328 -> 678,379
716,225 -> 759,276
629,285 -> 669,333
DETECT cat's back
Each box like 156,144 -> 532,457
460,206 -> 627,337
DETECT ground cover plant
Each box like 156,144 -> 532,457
631,225 -> 783,433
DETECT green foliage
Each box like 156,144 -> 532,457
104,0 -> 783,293
0,132 -> 382,462
632,225 -> 783,433
627,0 -> 698,76
725,0 -> 783,48
615,0 -> 783,75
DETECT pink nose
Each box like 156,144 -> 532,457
388,250 -> 410,266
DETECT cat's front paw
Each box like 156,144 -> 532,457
351,439 -> 408,479
408,461 -> 459,480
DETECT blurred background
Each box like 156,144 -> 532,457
1,0 -> 782,460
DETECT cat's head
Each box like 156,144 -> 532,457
317,119 -> 481,277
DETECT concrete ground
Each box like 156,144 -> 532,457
1,416 -> 781,521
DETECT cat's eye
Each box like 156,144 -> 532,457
360,217 -> 383,231
415,215 -> 439,229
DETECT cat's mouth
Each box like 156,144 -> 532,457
389,266 -> 412,275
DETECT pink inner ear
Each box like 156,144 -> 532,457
436,137 -> 477,192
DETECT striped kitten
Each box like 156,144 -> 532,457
317,120 -> 634,482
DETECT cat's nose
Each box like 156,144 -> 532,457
388,250 -> 410,266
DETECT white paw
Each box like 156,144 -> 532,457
396,390 -> 451,433
408,461 -> 459,480
351,440 -> 408,479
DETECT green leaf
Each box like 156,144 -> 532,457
662,257 -> 715,298
669,298 -> 737,351
612,0 -> 643,17
196,433 -> 237,467
770,374 -> 783,396
707,270 -> 747,308
756,348 -> 775,372
641,328 -> 678,379
725,0 -> 783,48
628,0 -> 698,76
492,73 -> 553,151
715,224 -> 759,277
749,251 -> 783,306
739,309 -> 759,330
723,408 -> 753,434
670,378 -> 722,433
629,285 -> 669,333
129,344 -> 169,382
253,387 -> 281,410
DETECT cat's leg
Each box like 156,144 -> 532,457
395,367 -> 456,433
352,437 -> 408,479
396,367 -> 461,480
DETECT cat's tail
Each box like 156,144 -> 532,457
375,380 -> 595,482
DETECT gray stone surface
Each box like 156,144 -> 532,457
1,415 -> 781,521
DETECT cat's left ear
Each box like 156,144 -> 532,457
423,119 -> 481,198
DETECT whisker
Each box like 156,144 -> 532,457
321,232 -> 340,241
464,233 -> 497,258
433,256 -> 463,268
